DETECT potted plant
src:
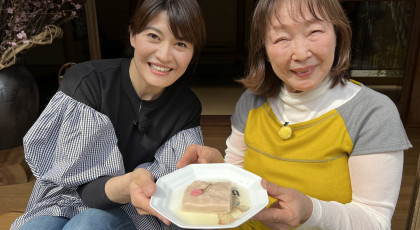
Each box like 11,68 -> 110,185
0,0 -> 84,69
0,0 -> 84,185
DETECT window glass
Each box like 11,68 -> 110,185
341,1 -> 415,78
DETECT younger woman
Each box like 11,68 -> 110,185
12,0 -> 206,229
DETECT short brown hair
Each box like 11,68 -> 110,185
130,0 -> 206,62
240,0 -> 352,97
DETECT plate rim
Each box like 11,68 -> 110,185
150,163 -> 269,229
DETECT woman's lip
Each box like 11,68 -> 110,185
291,66 -> 316,77
149,63 -> 173,73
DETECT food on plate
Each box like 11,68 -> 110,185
182,181 -> 232,213
180,180 -> 251,225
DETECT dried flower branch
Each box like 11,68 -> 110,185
0,0 -> 83,70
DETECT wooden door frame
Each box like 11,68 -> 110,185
402,0 -> 420,127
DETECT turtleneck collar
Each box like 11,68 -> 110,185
279,77 -> 332,105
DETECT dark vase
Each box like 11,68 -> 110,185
0,62 -> 39,150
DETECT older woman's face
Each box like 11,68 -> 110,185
265,3 -> 336,93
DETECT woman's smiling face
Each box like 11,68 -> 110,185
265,2 -> 337,93
129,10 -> 194,98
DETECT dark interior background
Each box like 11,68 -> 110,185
21,0 -> 417,115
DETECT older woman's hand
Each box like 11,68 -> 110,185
252,179 -> 313,230
177,144 -> 225,169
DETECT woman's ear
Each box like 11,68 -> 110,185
129,27 -> 135,48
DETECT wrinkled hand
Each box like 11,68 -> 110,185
176,144 -> 224,169
128,168 -> 171,225
252,179 -> 313,230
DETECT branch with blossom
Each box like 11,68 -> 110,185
0,0 -> 83,70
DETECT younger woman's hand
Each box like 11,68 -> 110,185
105,168 -> 171,225
128,168 -> 171,225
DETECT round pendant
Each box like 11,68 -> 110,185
278,122 -> 292,140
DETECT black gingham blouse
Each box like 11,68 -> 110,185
11,58 -> 204,230
11,92 -> 203,229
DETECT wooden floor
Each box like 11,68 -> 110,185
0,115 -> 419,230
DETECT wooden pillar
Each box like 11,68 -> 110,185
85,0 -> 101,60
406,156 -> 420,229
403,0 -> 420,127
406,50 -> 420,127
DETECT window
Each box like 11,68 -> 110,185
341,1 -> 416,102
342,1 -> 415,79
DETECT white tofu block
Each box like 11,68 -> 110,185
182,181 -> 232,213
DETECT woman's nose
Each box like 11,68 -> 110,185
291,38 -> 312,61
155,43 -> 172,62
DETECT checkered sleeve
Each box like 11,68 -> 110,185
24,91 -> 125,185
121,126 -> 204,230
10,91 -> 125,230
135,126 -> 203,179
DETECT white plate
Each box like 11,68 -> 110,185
150,163 -> 268,229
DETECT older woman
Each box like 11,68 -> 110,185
178,0 -> 412,229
